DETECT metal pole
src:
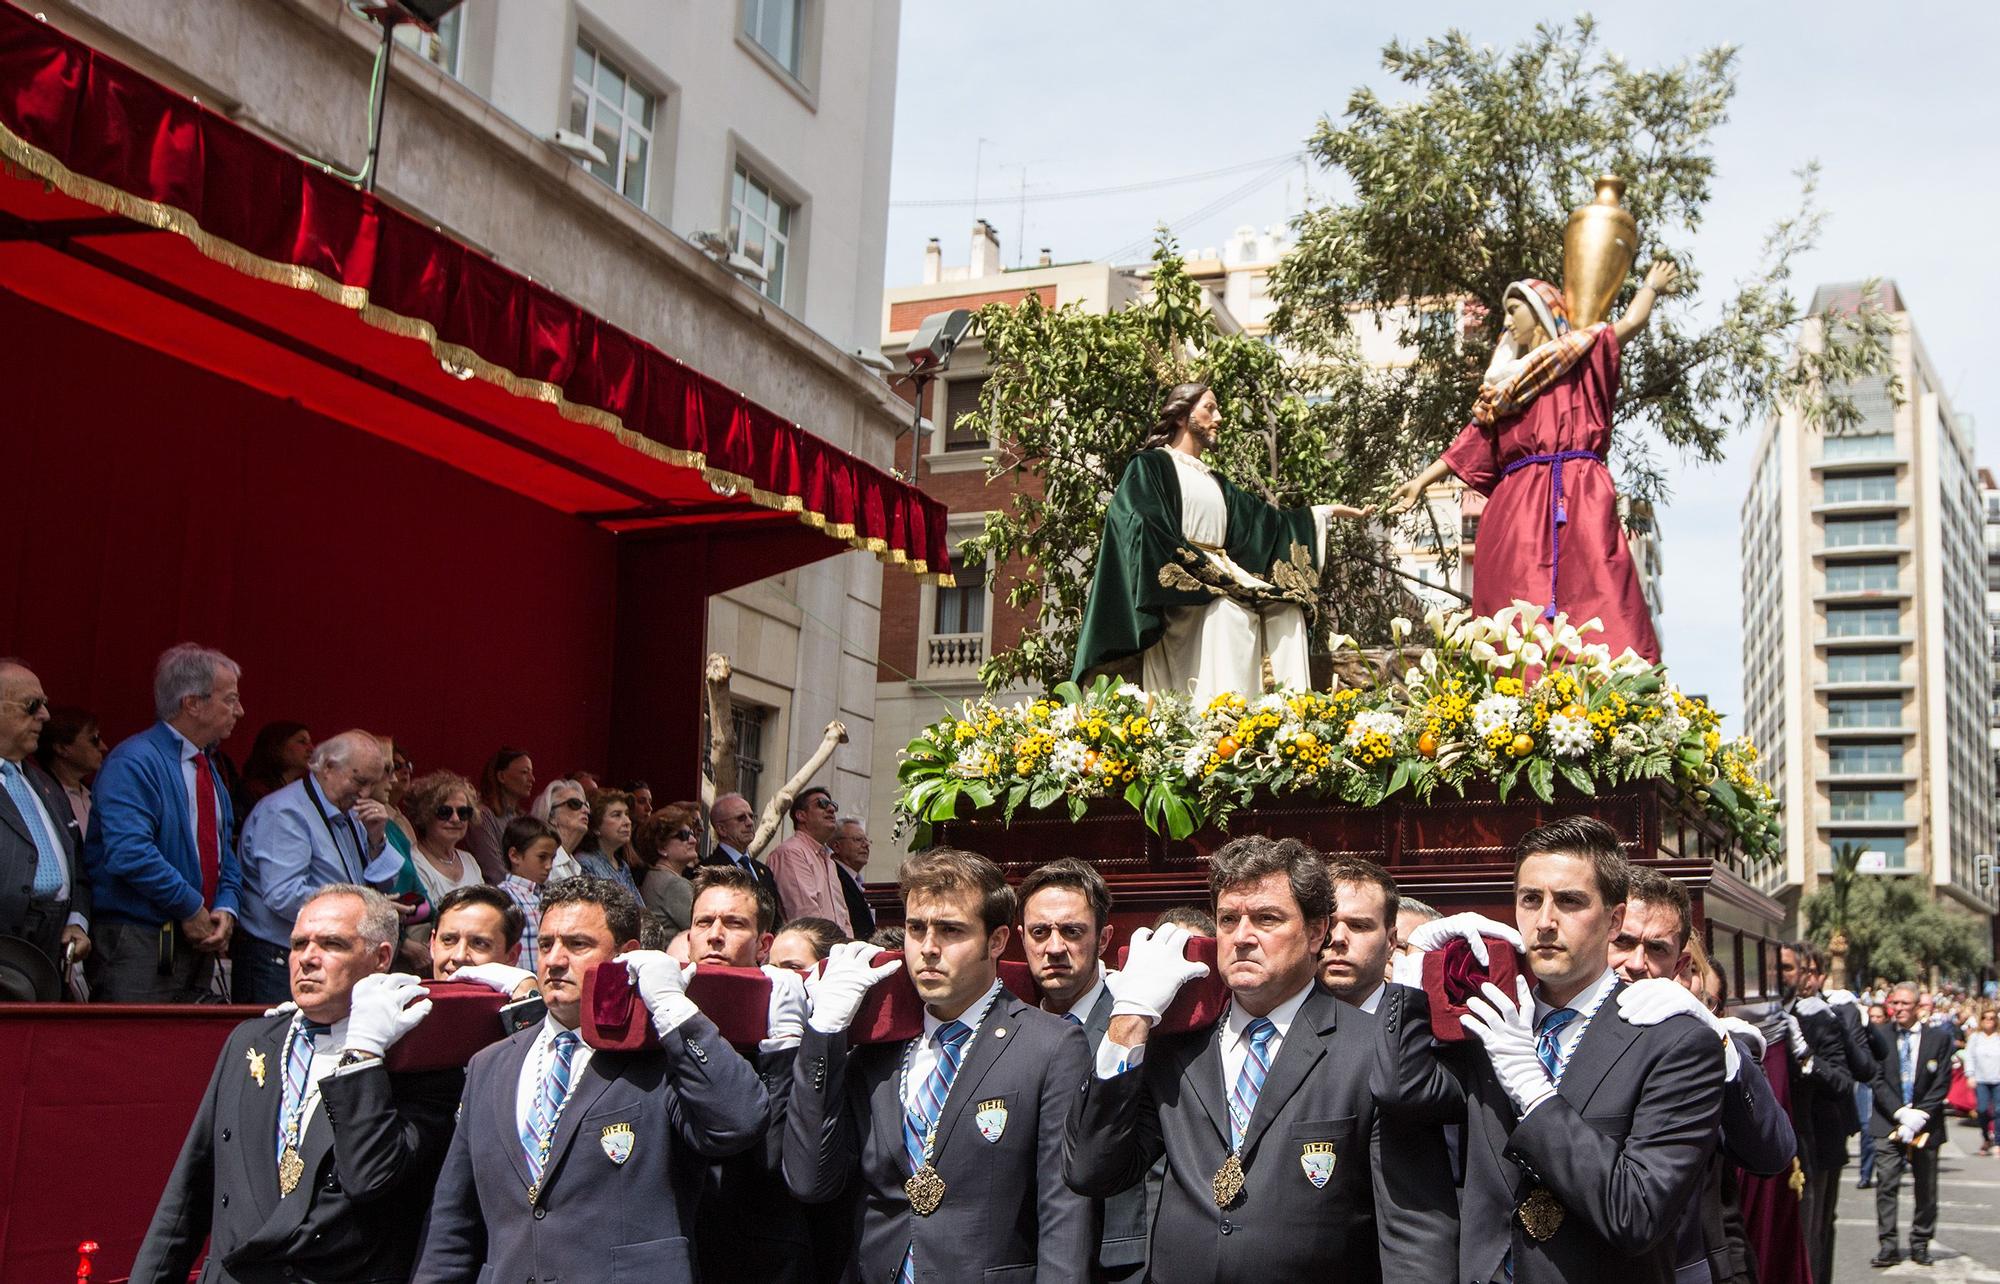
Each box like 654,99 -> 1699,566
360,19 -> 398,192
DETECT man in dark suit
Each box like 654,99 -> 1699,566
1780,940 -> 1858,1284
831,815 -> 877,941
85,642 -> 244,1002
1019,858 -> 1150,1280
0,660 -> 90,973
1611,869 -> 1795,1284
1064,835 -> 1385,1281
1870,982 -> 1952,1267
786,846 -> 1093,1282
413,875 -> 769,1283
705,791 -> 786,922
1394,816 -> 1725,1284
131,884 -> 457,1283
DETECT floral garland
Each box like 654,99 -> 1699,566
895,603 -> 1780,864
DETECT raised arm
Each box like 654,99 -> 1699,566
1611,260 -> 1678,346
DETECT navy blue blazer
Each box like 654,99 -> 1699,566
412,1013 -> 769,1284
84,721 -> 240,925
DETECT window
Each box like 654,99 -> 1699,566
743,0 -> 803,76
1823,472 -> 1897,504
1827,696 -> 1902,728
1461,515 -> 1480,542
1820,433 -> 1895,462
1826,651 -> 1901,683
1824,606 -> 1899,638
729,163 -> 794,306
699,701 -> 768,810
570,40 -> 656,206
1828,742 -> 1903,775
395,9 -> 463,75
942,376 -> 989,452
1828,834 -> 1908,870
1824,516 -> 1898,547
1828,788 -> 1905,821
1824,561 -> 1899,594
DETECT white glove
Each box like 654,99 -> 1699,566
1105,924 -> 1210,1024
1793,995 -> 1831,1017
1823,987 -> 1859,1009
1462,977 -> 1555,1114
1617,977 -> 1738,1079
1717,1016 -> 1768,1062
1893,1105 -> 1929,1143
760,965 -> 809,1054
808,940 -> 904,1035
263,1001 -> 298,1017
452,962 -> 537,998
344,972 -> 432,1058
1389,949 -> 1424,989
615,950 -> 701,1037
1406,913 -> 1525,967
1783,1013 -> 1810,1060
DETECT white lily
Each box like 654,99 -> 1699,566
1424,605 -> 1447,638
1390,616 -> 1413,645
1520,642 -> 1546,669
1327,633 -> 1356,654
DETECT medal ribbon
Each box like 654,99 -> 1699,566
894,983 -> 1003,1283
276,1016 -> 330,1161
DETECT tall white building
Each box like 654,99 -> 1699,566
1740,281 -> 1995,916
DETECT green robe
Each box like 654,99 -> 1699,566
1071,448 -> 1322,684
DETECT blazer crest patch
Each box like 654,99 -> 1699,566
1300,1141 -> 1336,1189
975,1098 -> 1008,1143
600,1122 -> 635,1165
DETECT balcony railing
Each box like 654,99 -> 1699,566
923,632 -> 985,679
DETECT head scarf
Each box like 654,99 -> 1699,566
1473,278 -> 1605,426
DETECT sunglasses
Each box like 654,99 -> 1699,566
813,798 -> 839,812
552,797 -> 589,812
4,696 -> 47,718
671,828 -> 699,843
433,805 -> 476,822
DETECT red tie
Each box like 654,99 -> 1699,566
190,751 -> 221,906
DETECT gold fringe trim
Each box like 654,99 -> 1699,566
0,121 -> 953,585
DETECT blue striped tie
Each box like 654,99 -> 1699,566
898,1020 -> 972,1284
522,1030 -> 580,1185
276,1019 -> 330,1160
2,761 -> 65,897
1227,1017 -> 1278,1150
1902,1030 -> 1917,1105
1535,1007 -> 1578,1080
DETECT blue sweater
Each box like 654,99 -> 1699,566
83,721 -> 241,925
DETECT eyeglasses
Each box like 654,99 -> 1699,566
2,697 -> 47,718
552,797 -> 588,812
813,798 -> 839,812
433,805 -> 476,822
671,828 -> 699,843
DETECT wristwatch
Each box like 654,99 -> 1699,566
337,1049 -> 381,1068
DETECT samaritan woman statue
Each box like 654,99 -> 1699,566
1073,383 -> 1370,706
1389,261 -> 1678,662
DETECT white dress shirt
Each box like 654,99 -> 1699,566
902,979 -> 1004,1115
515,1016 -> 598,1138
1355,982 -> 1387,1015
1044,967 -> 1108,1029
170,725 -> 212,855
287,1016 -> 356,1139
1218,979 -> 1316,1098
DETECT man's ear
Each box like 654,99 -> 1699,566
987,924 -> 1010,960
1096,923 -> 1115,961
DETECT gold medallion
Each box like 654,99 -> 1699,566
1211,1152 -> 1245,1208
1786,1157 -> 1805,1199
905,1162 -> 947,1215
277,1145 -> 304,1197
1517,1186 -> 1564,1241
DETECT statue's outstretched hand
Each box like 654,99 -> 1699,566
1325,502 -> 1377,521
1386,478 -> 1426,514
1643,258 -> 1679,296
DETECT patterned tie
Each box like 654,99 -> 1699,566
2,761 -> 65,897
277,1018 -> 331,1160
1902,1030 -> 1918,1106
190,750 -> 222,905
898,1020 -> 973,1284
522,1030 -> 580,1186
1536,1007 -> 1579,1081
1062,1012 -> 1083,1025
1227,1017 -> 1278,1150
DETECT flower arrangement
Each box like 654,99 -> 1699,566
895,604 -> 1781,863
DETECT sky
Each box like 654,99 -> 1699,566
883,1 -> 2000,733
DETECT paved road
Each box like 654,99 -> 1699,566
1837,1114 -> 2000,1280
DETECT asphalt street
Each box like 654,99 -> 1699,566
1838,1113 -> 2000,1280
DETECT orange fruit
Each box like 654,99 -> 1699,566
1217,735 -> 1241,760
1418,731 -> 1439,758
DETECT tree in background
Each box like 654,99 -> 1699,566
1803,873 -> 1988,986
966,16 -> 1897,695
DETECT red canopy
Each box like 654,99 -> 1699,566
0,3 -> 950,583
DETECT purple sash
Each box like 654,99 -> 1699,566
1500,450 -> 1604,621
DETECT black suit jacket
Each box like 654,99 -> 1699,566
786,990 -> 1094,1282
1369,984 -> 1463,1278
704,846 -> 786,926
1787,999 -> 1857,1170
0,758 -> 88,944
1441,981 -> 1725,1284
130,1014 -> 460,1284
1678,1046 -> 1796,1282
1869,1021 -> 1952,1139
835,863 -> 876,940
1065,985 -> 1383,1284
698,1046 -> 816,1284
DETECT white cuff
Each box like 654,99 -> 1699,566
1094,1037 -> 1146,1080
65,911 -> 88,932
649,994 -> 703,1039
332,1054 -> 384,1077
1515,1085 -> 1557,1118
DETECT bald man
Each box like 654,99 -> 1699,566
234,731 -> 407,1005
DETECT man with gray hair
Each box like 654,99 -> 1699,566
829,813 -> 875,940
234,730 -> 408,1005
85,643 -> 246,1002
133,883 -> 458,1283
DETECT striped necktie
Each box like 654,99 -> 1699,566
1,761 -> 65,897
1062,1012 -> 1083,1025
276,1018 -> 331,1160
1227,1017 -> 1278,1150
898,1020 -> 973,1284
1902,1030 -> 1918,1105
522,1030 -> 580,1185
1536,1007 -> 1579,1080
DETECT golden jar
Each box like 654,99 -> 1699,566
1562,176 -> 1638,329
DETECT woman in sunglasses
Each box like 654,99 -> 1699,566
406,770 -> 486,907
530,779 -> 591,882
635,802 -> 703,934
34,703 -> 105,832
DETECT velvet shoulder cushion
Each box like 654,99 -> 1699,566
1110,936 -> 1226,1035
383,979 -> 510,1071
581,962 -> 774,1051
1421,937 -> 1527,1042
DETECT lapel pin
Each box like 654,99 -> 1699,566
246,1048 -> 267,1088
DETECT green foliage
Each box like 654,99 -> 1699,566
1269,16 -> 1903,511
1802,876 -> 1989,984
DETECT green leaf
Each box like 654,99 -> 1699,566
1124,780 -> 1146,811
1527,758 -> 1555,805
1028,778 -> 1065,812
1496,762 -> 1521,804
1161,793 -> 1196,841
1385,759 -> 1413,799
1557,761 -> 1597,797
963,781 -> 996,811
